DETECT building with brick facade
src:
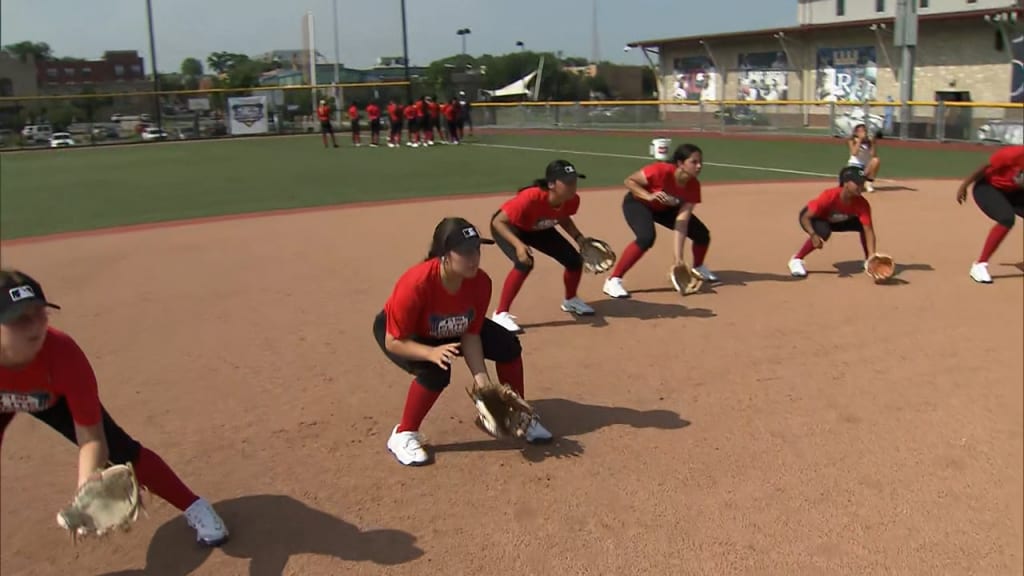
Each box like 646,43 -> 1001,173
627,0 -> 1022,131
34,50 -> 150,95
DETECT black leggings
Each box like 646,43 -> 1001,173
973,179 -> 1024,228
370,119 -> 381,137
372,310 -> 522,391
622,192 -> 710,250
0,399 -> 141,464
390,118 -> 402,137
447,120 -> 458,138
798,206 -> 865,239
491,213 -> 583,273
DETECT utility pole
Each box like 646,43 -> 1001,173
894,0 -> 917,140
145,0 -> 162,128
400,0 -> 412,102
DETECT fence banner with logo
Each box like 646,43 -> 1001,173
227,95 -> 269,135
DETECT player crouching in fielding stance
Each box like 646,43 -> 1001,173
787,167 -> 880,277
0,269 -> 228,546
603,143 -> 718,299
372,217 -> 552,467
956,145 -> 1024,284
489,160 -> 596,333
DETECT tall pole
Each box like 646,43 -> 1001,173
895,0 -> 917,140
400,0 -> 412,103
145,0 -> 162,128
332,0 -> 341,121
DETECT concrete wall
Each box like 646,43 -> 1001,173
797,0 -> 1020,26
0,52 -> 40,98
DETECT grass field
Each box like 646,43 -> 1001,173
0,131 -> 994,240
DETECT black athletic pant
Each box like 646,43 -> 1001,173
491,215 -> 582,273
350,119 -> 361,136
319,120 -> 333,134
390,117 -> 402,140
447,120 -> 458,140
973,179 -> 1024,228
372,310 -> 521,391
798,206 -> 865,239
370,119 -> 381,139
621,192 -> 710,250
0,399 -> 141,464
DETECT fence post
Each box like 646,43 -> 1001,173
829,102 -> 836,137
936,101 -> 946,142
698,100 -> 704,132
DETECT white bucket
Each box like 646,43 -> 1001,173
650,138 -> 672,161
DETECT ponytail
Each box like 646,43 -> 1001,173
516,179 -> 549,193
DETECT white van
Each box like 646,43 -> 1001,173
21,124 -> 53,144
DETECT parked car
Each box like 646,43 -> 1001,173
141,127 -> 169,141
976,119 -> 1024,145
21,124 -> 53,144
832,108 -> 890,138
49,132 -> 75,148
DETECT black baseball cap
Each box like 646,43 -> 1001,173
545,159 -> 586,183
839,165 -> 867,186
434,217 -> 495,255
0,270 -> 60,324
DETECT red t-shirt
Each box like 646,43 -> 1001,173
415,101 -> 426,118
637,162 -> 702,211
984,145 -> 1024,192
367,104 -> 380,120
316,105 -> 330,122
806,186 -> 872,227
443,104 -> 456,122
404,105 -> 417,120
347,105 -> 359,120
428,102 -> 440,118
388,103 -> 400,121
384,258 -> 491,341
500,186 -> 580,231
0,327 -> 102,427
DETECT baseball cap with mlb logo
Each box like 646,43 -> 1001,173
545,159 -> 587,183
0,269 -> 61,324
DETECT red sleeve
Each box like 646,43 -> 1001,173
806,189 -> 830,218
684,179 -> 702,205
50,333 -> 102,427
989,145 -> 1024,169
564,194 -> 581,216
501,191 -> 535,230
384,274 -> 424,340
856,198 -> 873,227
641,163 -> 669,191
467,273 -> 493,335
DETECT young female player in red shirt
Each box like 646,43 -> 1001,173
489,160 -> 595,333
786,166 -> 878,277
0,269 -> 229,546
956,145 -> 1024,284
603,143 -> 718,298
372,217 -> 552,466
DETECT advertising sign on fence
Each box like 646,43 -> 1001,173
227,95 -> 269,135
815,46 -> 878,103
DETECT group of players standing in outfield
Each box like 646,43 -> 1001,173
316,91 -> 474,149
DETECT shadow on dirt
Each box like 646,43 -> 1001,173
96,494 -> 424,576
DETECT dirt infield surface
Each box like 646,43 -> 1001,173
1,179 -> 1021,576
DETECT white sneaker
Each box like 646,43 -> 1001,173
603,277 -> 629,298
788,258 -> 808,277
694,265 -> 719,283
866,181 -> 875,193
387,425 -> 429,466
491,311 -> 522,332
525,417 -> 553,444
561,297 -> 595,315
970,262 -> 993,284
184,497 -> 229,547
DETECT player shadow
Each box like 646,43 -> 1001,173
700,269 -> 800,287
992,261 -> 1024,280
831,260 -> 934,284
430,398 -> 689,464
517,298 -> 714,331
870,184 -> 918,192
95,494 -> 424,576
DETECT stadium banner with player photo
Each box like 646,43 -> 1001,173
736,51 -> 790,101
815,46 -> 879,103
1010,30 -> 1024,103
671,56 -> 717,101
227,95 -> 270,135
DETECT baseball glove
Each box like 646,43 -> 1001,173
865,253 -> 896,282
56,463 -> 143,543
466,380 -> 535,439
579,237 -> 617,274
670,262 -> 704,295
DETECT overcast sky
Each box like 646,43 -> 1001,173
1,0 -> 794,72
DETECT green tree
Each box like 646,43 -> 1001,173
2,41 -> 52,62
181,57 -> 204,77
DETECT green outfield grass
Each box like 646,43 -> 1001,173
0,132 -> 992,240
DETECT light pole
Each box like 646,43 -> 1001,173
457,28 -> 471,55
145,0 -> 161,128
401,0 -> 412,102
516,41 -> 525,52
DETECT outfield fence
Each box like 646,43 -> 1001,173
0,84 -> 1021,149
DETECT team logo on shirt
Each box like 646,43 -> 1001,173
533,218 -> 558,230
0,391 -> 53,413
828,212 -> 853,223
428,309 -> 475,339
1014,169 -> 1023,187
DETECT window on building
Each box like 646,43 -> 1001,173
82,67 -> 92,75
114,65 -> 124,76
876,0 -> 884,12
64,68 -> 75,77
996,31 -> 1005,51
47,68 -> 57,78
920,0 -> 928,7
836,0 -> 845,16
967,0 -> 977,3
